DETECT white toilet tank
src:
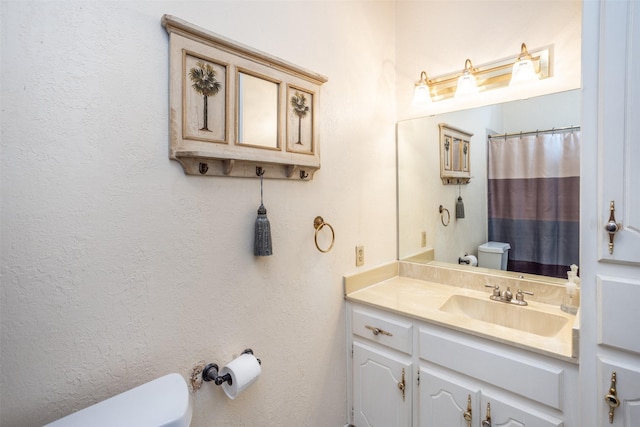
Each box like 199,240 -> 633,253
44,373 -> 192,427
478,241 -> 511,270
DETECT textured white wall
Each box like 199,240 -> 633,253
0,1 -> 397,426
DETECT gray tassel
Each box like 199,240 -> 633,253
456,185 -> 465,219
456,196 -> 465,219
254,172 -> 273,256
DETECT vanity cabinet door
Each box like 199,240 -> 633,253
419,366 -> 480,427
479,394 -> 563,427
352,341 -> 412,427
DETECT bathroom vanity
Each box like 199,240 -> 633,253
344,261 -> 579,427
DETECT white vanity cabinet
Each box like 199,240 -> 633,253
350,306 -> 414,426
419,368 -> 564,427
419,366 -> 564,427
347,302 -> 578,427
418,328 -> 570,427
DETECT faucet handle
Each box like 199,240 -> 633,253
485,284 -> 500,296
515,289 -> 534,304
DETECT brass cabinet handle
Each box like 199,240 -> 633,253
365,325 -> 393,336
463,394 -> 472,427
605,201 -> 621,254
481,402 -> 492,427
605,371 -> 620,423
397,368 -> 406,401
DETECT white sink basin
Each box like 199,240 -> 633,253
439,294 -> 568,337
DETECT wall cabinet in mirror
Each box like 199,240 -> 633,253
439,123 -> 472,184
162,15 -> 328,180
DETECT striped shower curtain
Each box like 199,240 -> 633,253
487,130 -> 580,278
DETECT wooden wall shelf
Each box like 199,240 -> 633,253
162,15 -> 328,180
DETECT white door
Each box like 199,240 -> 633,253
353,341 -> 412,426
581,1 -> 640,426
419,366 -> 480,427
597,0 -> 640,263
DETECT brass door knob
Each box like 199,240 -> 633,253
605,371 -> 620,423
605,201 -> 621,254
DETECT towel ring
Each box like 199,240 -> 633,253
313,216 -> 335,253
439,205 -> 450,227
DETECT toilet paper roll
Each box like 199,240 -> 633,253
220,353 -> 262,399
460,254 -> 478,267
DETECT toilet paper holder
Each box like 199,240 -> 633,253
202,349 -> 261,386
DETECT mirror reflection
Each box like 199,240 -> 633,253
237,72 -> 279,149
397,89 -> 581,280
439,124 -> 472,184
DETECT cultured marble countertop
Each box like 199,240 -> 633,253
345,274 -> 579,363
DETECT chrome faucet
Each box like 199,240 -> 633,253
484,284 -> 533,306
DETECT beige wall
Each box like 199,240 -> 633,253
0,1 -> 397,426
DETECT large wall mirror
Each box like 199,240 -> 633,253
397,89 -> 581,281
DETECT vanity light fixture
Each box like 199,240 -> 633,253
412,71 -> 431,105
509,43 -> 540,86
454,59 -> 479,98
411,42 -> 550,103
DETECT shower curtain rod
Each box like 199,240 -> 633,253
488,125 -> 580,139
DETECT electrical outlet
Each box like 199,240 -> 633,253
421,231 -> 427,247
356,245 -> 365,267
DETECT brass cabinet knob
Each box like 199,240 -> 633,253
463,395 -> 472,426
365,325 -> 393,337
481,402 -> 492,427
397,368 -> 406,401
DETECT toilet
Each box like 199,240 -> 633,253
478,242 -> 511,270
44,373 -> 192,427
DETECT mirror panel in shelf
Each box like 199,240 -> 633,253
237,71 -> 280,150
397,89 -> 581,281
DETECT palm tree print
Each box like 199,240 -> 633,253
290,91 -> 310,144
188,61 -> 222,132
